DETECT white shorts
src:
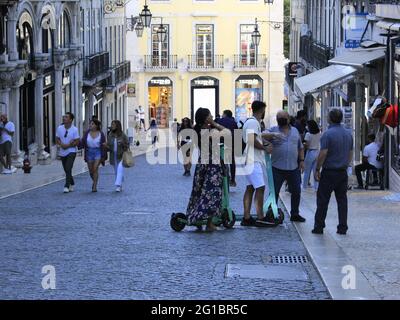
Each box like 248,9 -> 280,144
245,162 -> 267,189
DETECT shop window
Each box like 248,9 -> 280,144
16,20 -> 33,64
148,78 -> 173,128
235,75 -> 263,121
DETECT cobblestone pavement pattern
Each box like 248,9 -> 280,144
0,149 -> 330,299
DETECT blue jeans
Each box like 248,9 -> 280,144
303,149 -> 319,189
272,167 -> 301,216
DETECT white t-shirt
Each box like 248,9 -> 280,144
304,132 -> 321,150
363,142 -> 383,169
139,108 -> 145,120
0,121 -> 15,144
56,125 -> 80,157
242,117 -> 266,166
87,133 -> 101,148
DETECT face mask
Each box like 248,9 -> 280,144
277,118 -> 288,127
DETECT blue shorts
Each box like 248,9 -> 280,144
87,147 -> 102,161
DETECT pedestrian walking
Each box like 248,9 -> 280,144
0,113 -> 15,174
81,119 -> 107,192
217,110 -> 239,187
241,101 -> 279,227
294,110 -> 308,142
186,108 -> 228,232
302,120 -> 321,190
147,119 -> 158,148
178,117 -> 193,176
138,106 -> 145,131
313,108 -> 353,235
105,120 -> 129,192
56,112 -> 80,193
354,134 -> 383,189
269,111 -> 306,223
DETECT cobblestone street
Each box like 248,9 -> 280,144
0,149 -> 330,300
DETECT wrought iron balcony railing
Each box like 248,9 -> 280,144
299,36 -> 334,70
234,54 -> 267,69
144,54 -> 178,70
114,60 -> 131,84
83,52 -> 110,80
188,54 -> 224,70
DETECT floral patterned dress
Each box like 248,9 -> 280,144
186,133 -> 224,224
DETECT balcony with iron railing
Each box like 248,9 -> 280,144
144,54 -> 178,71
107,60 -> 131,88
83,52 -> 110,81
299,36 -> 334,70
188,54 -> 224,71
233,54 -> 267,71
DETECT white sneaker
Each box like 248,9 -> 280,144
11,167 -> 17,173
69,185 -> 74,192
2,169 -> 12,174
63,187 -> 70,193
116,186 -> 121,192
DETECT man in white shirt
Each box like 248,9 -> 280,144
0,113 -> 15,174
56,112 -> 80,193
242,101 -> 281,227
355,134 -> 383,189
138,106 -> 145,131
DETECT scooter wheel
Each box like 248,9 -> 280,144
170,213 -> 187,232
222,209 -> 236,229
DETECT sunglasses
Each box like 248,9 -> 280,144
64,130 -> 68,138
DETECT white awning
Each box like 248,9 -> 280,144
376,20 -> 400,32
294,65 -> 357,97
328,48 -> 386,67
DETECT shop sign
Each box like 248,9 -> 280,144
149,78 -> 172,86
44,74 -> 53,87
194,79 -> 215,87
238,79 -> 259,85
342,6 -> 368,49
127,83 -> 136,97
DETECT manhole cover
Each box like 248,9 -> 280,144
225,264 -> 308,281
268,255 -> 309,264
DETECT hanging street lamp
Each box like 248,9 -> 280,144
140,0 -> 152,28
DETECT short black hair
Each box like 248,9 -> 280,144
368,134 -> 376,141
65,112 -> 75,121
296,110 -> 307,119
329,108 -> 343,124
252,101 -> 266,113
307,120 -> 320,134
223,110 -> 233,118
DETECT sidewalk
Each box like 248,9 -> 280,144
280,187 -> 400,300
0,129 -> 169,200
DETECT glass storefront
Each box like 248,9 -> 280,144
235,75 -> 263,122
148,77 -> 173,128
191,77 -> 219,120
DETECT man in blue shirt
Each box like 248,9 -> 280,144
313,108 -> 353,235
217,110 -> 238,187
269,110 -> 306,222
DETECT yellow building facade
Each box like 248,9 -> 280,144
127,0 -> 285,128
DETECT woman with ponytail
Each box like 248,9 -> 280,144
186,108 -> 228,232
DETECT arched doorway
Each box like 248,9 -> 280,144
17,12 -> 35,152
191,76 -> 219,120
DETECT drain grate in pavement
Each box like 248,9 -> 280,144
268,255 -> 309,264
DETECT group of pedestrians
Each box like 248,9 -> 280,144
56,113 -> 129,194
183,101 -> 354,235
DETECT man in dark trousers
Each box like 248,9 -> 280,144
313,109 -> 353,235
217,110 -> 238,187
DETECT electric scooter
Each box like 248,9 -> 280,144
170,145 -> 236,232
234,152 -> 285,226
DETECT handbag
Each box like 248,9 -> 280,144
122,149 -> 134,168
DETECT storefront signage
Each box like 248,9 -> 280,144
44,74 -> 53,87
149,78 -> 172,86
342,6 -> 368,49
238,79 -> 259,85
191,77 -> 219,87
127,83 -> 136,97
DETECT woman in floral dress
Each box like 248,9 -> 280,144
186,108 -> 228,232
